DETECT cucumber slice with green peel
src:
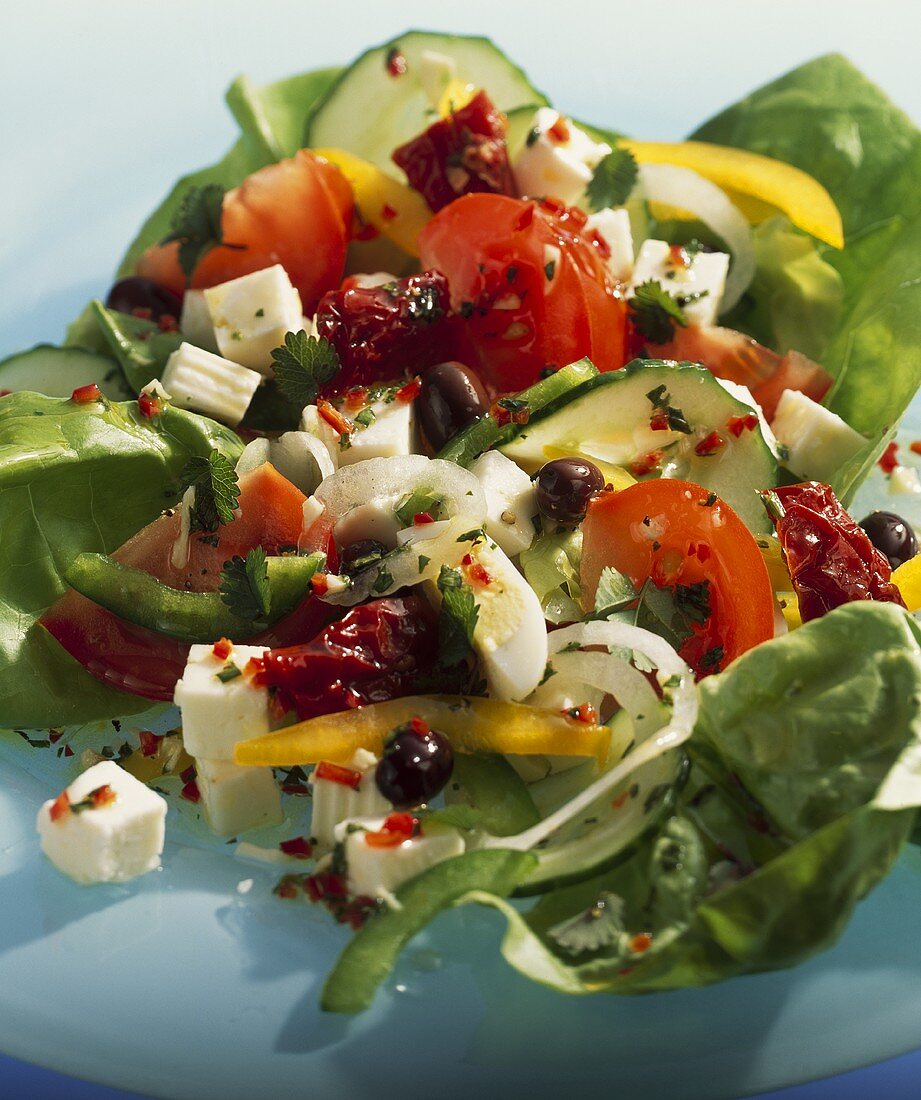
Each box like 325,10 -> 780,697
304,31 -> 548,175
0,344 -> 132,400
499,359 -> 779,533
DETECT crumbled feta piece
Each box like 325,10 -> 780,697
204,265 -> 303,375
469,451 -> 538,557
310,750 -> 392,851
179,289 -> 219,353
629,240 -> 729,326
196,757 -> 282,837
890,465 -> 921,495
418,50 -> 457,108
300,404 -> 341,469
512,107 -> 611,207
36,761 -> 167,885
162,342 -> 260,427
140,377 -> 172,401
174,644 -> 270,761
334,815 -> 465,899
236,430 -> 335,496
585,207 -> 634,282
770,389 -> 865,483
337,395 -> 417,467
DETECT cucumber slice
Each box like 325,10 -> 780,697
0,344 -> 132,400
499,360 -> 779,533
305,31 -> 548,175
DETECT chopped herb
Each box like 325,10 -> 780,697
634,578 -> 708,652
700,644 -> 725,672
353,406 -> 377,430
372,568 -> 394,594
418,554 -> 431,574
643,782 -> 671,814
561,640 -> 582,654
645,384 -> 692,433
160,183 -> 240,283
548,892 -> 627,955
700,492 -> 718,508
538,662 -> 556,686
231,329 -> 244,341
437,565 -> 479,667
255,307 -> 265,318
585,148 -> 638,211
526,126 -> 541,147
216,663 -> 243,683
219,546 -> 271,625
456,527 -> 485,544
629,280 -> 689,344
544,259 -> 556,280
271,330 -> 340,408
675,580 -> 712,626
178,449 -> 240,533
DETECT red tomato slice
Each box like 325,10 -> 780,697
41,465 -> 337,701
137,150 -> 354,315
419,194 -> 628,396
581,479 -> 775,676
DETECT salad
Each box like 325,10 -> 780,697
4,30 -> 921,1017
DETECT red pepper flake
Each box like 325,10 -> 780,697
276,878 -> 299,900
726,413 -> 759,438
157,313 -> 179,333
461,553 -> 492,586
48,730 -> 63,744
138,392 -> 160,419
878,440 -> 900,474
649,410 -> 671,432
343,387 -> 369,411
212,637 -> 233,660
245,655 -> 265,678
49,790 -> 70,822
629,932 -> 653,953
63,745 -> 74,757
138,730 -> 163,757
409,715 -> 431,738
547,114 -> 571,143
132,307 -> 153,321
354,220 -> 381,242
310,572 -> 330,597
630,450 -> 664,477
314,760 -> 362,790
414,511 -> 435,525
71,382 -> 102,404
381,203 -> 398,221
694,431 -> 726,457
386,47 -> 407,77
563,702 -> 598,725
396,376 -> 422,403
690,541 -> 712,564
669,244 -> 690,268
911,441 -> 921,457
180,764 -> 196,784
317,398 -> 353,436
180,779 -> 200,803
279,836 -> 314,859
365,812 -> 420,848
611,791 -> 629,810
489,398 -> 530,428
91,784 -> 117,809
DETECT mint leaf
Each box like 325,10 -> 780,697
219,547 -> 271,624
629,280 -> 689,344
437,565 -> 479,667
271,330 -> 340,408
160,184 -> 238,283
179,449 -> 239,533
585,148 -> 638,211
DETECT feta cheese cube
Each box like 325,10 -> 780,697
179,289 -> 219,353
512,108 -> 611,208
204,265 -> 303,375
629,240 -> 729,326
174,644 -> 270,761
770,389 -> 865,483
236,430 -> 335,496
196,758 -> 282,837
469,450 -> 538,557
585,207 -> 634,282
36,761 -> 167,885
162,342 -> 261,427
337,396 -> 417,467
310,749 -> 392,851
300,404 -> 341,469
334,815 -> 465,899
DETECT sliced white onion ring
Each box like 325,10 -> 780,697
638,162 -> 755,313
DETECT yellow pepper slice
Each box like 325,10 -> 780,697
313,146 -> 429,256
234,695 -> 611,769
622,139 -> 844,249
893,555 -> 921,612
777,591 -> 803,630
437,79 -> 476,118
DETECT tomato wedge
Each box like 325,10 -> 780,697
581,479 -> 775,676
41,465 -> 338,701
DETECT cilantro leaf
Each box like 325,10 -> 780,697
547,892 -> 627,956
270,330 -> 340,409
633,578 -> 712,651
160,184 -> 238,283
629,280 -> 689,344
219,547 -> 271,625
585,148 -> 638,211
437,565 -> 479,667
590,566 -> 638,618
178,449 -> 240,533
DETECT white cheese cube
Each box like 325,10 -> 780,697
196,758 -> 282,837
890,465 -> 921,495
337,396 -> 417,467
512,107 -> 611,208
204,265 -> 303,375
236,430 -> 335,497
162,342 -> 261,427
629,240 -> 729,326
300,404 -> 341,470
36,761 -> 166,885
310,749 -> 392,851
770,389 -> 865,483
174,644 -> 270,761
179,289 -> 219,353
469,450 -> 538,557
334,815 -> 465,899
585,207 -> 634,282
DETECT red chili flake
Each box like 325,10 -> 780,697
396,376 -> 422,403
694,431 -> 726,457
310,573 -> 330,597
317,398 -> 353,436
726,413 -> 759,438
381,203 -> 398,221
617,966 -> 636,977
71,382 -> 102,404
649,410 -> 671,432
49,790 -> 70,822
669,244 -> 690,268
878,441 -> 900,474
343,387 -> 369,411
138,392 -> 160,419
138,730 -> 163,757
157,313 -> 179,333
563,702 -> 598,726
386,47 -> 407,77
611,791 -> 629,810
180,764 -> 196,784
304,874 -> 325,902
690,542 -> 712,564
365,812 -> 419,848
91,784 -> 117,809
629,932 -> 653,953
546,114 -> 571,143
314,760 -> 362,790
413,511 -> 435,526
48,730 -> 63,744
279,837 -> 314,859
212,637 -> 233,660
180,779 -> 200,803
354,220 -> 381,241
489,399 -> 530,427
630,450 -> 664,477
409,715 -> 431,737
63,745 -> 74,757
246,655 -> 266,678
461,554 -> 492,586
911,441 -> 921,457
276,878 -> 299,900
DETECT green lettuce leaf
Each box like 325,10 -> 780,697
0,394 -> 242,729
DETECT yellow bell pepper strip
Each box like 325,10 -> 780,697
621,139 -> 844,249
777,591 -> 803,630
437,79 -> 476,118
756,536 -> 793,593
893,554 -> 921,612
234,695 -> 611,769
313,147 -> 429,256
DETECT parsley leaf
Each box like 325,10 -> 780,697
629,280 -> 689,344
160,184 -> 239,283
590,566 -> 638,618
633,578 -> 712,651
219,547 -> 271,625
585,148 -> 638,211
178,450 -> 240,533
437,565 -> 479,667
270,330 -> 340,409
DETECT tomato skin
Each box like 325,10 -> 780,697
581,479 -> 775,676
137,151 -> 354,316
419,194 -> 628,396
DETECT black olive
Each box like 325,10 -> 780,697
375,722 -> 454,809
105,277 -> 183,324
339,538 -> 388,575
535,457 -> 605,524
417,361 -> 489,451
859,510 -> 918,569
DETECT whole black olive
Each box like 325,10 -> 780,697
858,510 -> 918,569
417,361 -> 489,451
535,457 -> 605,524
375,720 -> 454,809
105,276 -> 183,324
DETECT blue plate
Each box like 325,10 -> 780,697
3,4 -> 921,1097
